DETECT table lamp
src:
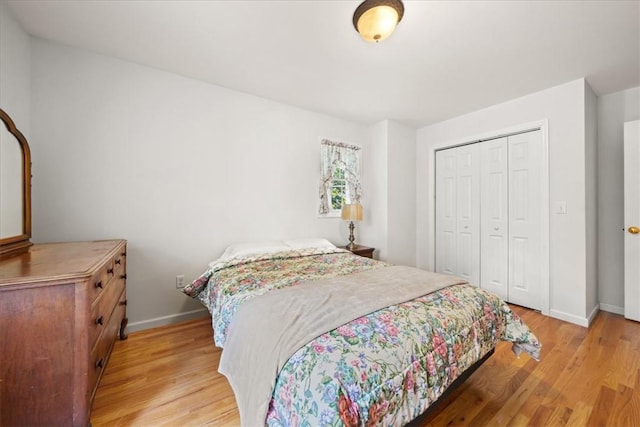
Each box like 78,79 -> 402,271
341,203 -> 363,251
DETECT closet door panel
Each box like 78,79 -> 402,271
456,172 -> 474,280
511,236 -> 528,288
457,232 -> 474,280
438,231 -> 456,275
480,138 -> 509,300
508,130 -> 543,310
456,145 -> 480,285
435,150 -> 457,276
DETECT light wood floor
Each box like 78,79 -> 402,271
91,306 -> 640,426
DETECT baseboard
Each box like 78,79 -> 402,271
549,309 -> 589,327
126,308 -> 210,333
599,303 -> 624,316
586,305 -> 600,326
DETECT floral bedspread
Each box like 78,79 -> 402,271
184,248 -> 381,348
184,249 -> 541,426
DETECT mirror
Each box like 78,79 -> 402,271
0,108 -> 32,258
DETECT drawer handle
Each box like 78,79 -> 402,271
95,315 -> 104,325
107,267 -> 114,275
120,273 -> 127,280
115,259 -> 121,265
95,358 -> 104,369
120,299 -> 128,306
95,281 -> 103,289
121,252 -> 126,257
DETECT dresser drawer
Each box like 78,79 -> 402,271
89,272 -> 126,349
89,250 -> 126,301
89,288 -> 126,401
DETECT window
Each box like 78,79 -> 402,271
319,139 -> 361,215
330,166 -> 346,211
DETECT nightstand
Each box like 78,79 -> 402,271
340,244 -> 375,259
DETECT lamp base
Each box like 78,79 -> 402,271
347,221 -> 357,251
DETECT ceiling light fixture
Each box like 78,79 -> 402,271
353,0 -> 404,43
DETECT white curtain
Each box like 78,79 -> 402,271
318,139 -> 361,214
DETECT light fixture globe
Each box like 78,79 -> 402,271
353,0 -> 404,43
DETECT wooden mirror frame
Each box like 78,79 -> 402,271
0,108 -> 32,258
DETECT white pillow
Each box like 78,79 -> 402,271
211,240 -> 290,265
285,238 -> 336,250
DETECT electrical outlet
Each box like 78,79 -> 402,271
176,275 -> 185,289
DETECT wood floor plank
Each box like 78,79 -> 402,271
546,405 -> 573,426
586,385 -> 616,426
91,309 -> 640,426
565,401 -> 592,427
608,385 -> 640,427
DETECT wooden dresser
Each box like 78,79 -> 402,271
0,240 -> 128,427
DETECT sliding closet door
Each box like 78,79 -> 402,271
480,138 -> 509,300
435,149 -> 457,276
455,145 -> 480,285
507,130 -> 543,309
436,130 -> 544,310
435,145 -> 480,285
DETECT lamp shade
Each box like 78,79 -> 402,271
353,0 -> 404,43
341,203 -> 363,221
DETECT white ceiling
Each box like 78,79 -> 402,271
7,0 -> 640,128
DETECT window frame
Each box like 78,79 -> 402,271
318,138 -> 362,218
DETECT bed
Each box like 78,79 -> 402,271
183,239 -> 541,426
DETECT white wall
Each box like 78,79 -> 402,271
0,1 -> 30,132
597,86 -> 640,314
417,78 -> 593,326
361,121 -> 388,260
387,120 -> 416,266
585,81 -> 598,319
30,38 -> 372,331
360,120 -> 416,266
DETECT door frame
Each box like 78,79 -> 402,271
427,119 -> 550,316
